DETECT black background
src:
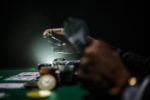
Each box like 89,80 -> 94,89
0,1 -> 145,69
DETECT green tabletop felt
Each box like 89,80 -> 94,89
0,68 -> 88,100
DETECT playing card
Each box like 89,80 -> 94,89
4,72 -> 39,81
64,18 -> 89,52
0,83 -> 24,89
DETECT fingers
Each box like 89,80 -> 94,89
49,28 -> 64,33
43,28 -> 64,38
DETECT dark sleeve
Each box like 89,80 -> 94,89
115,48 -> 150,78
122,76 -> 150,100
143,80 -> 150,100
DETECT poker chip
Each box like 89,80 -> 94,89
26,90 -> 51,99
38,75 -> 56,90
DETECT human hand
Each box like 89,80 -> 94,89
77,39 -> 130,95
43,28 -> 64,38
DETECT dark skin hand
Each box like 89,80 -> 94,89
43,28 -> 130,96
78,39 -> 130,95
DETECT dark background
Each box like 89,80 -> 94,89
0,1 -> 145,69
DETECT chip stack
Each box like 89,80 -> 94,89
37,64 -> 57,90
37,59 -> 80,89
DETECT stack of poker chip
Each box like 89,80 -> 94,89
52,58 -> 80,85
52,58 -> 80,72
26,64 -> 57,99
37,59 -> 80,89
37,64 -> 57,90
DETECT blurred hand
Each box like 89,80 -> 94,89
77,39 -> 130,95
43,28 -> 76,53
43,28 -> 64,38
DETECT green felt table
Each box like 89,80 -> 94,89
0,68 -> 88,100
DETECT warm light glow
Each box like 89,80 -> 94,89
128,77 -> 137,86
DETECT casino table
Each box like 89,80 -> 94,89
0,68 -> 89,100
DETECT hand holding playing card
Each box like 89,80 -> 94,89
43,18 -> 89,53
43,28 -> 77,54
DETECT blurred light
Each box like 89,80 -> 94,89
39,90 -> 51,97
128,77 -> 137,86
30,37 -> 62,64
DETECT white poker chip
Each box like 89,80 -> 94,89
38,75 -> 56,90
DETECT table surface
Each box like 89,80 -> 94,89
0,68 -> 88,100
